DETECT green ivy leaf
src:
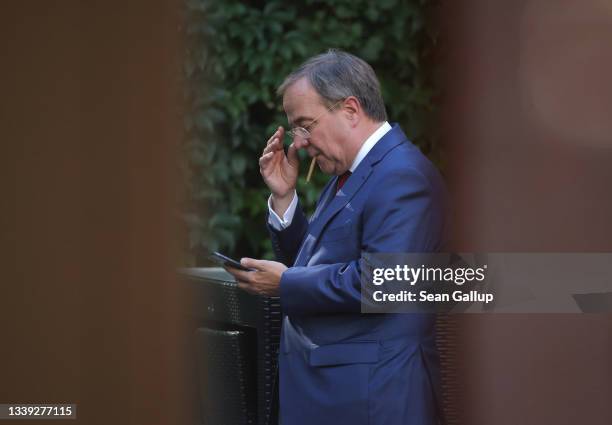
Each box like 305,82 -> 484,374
231,155 -> 246,174
361,36 -> 384,61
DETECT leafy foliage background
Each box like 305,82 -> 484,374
180,0 -> 438,265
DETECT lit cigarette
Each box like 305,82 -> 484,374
306,157 -> 316,182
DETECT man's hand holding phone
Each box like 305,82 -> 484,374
223,257 -> 287,297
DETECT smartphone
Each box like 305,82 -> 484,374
208,251 -> 254,271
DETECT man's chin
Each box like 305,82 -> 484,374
315,158 -> 333,175
317,163 -> 333,175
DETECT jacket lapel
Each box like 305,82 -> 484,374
308,177 -> 337,224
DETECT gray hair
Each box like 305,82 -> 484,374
277,49 -> 388,122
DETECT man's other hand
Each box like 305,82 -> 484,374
224,257 -> 287,297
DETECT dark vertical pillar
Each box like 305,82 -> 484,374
436,0 -> 612,424
0,1 -> 192,424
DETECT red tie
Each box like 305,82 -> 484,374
336,171 -> 352,193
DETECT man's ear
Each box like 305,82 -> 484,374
342,96 -> 361,127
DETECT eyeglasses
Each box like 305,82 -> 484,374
287,99 -> 344,141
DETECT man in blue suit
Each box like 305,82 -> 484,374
226,50 -> 447,425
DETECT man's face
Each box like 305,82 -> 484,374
282,78 -> 349,175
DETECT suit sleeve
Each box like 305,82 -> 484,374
279,167 -> 446,316
267,200 -> 308,267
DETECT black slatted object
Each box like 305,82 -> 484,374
195,328 -> 257,425
435,314 -> 460,425
182,268 -> 281,425
260,296 -> 281,425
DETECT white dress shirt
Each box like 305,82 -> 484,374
268,121 -> 392,230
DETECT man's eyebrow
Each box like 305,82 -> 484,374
290,116 -> 310,127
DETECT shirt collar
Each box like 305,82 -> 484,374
349,121 -> 392,172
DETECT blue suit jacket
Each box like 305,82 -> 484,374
269,124 -> 447,425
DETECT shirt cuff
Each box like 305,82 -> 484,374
267,190 -> 298,231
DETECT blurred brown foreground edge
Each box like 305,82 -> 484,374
1,1 -> 611,425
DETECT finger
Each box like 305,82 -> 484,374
259,152 -> 281,174
238,282 -> 259,295
266,127 -> 284,146
241,257 -> 271,270
223,265 -> 238,276
259,151 -> 275,167
265,131 -> 278,146
286,142 -> 300,167
262,138 -> 283,155
224,266 -> 252,282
